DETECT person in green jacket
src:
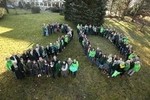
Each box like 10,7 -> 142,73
128,61 -> 141,76
55,61 -> 62,77
88,48 -> 96,63
128,52 -> 136,60
123,37 -> 129,44
124,60 -> 131,71
56,40 -> 60,53
69,59 -> 79,77
64,35 -> 69,47
6,58 -> 13,71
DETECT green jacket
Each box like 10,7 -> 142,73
133,63 -> 141,72
123,37 -> 129,44
55,63 -> 62,73
56,42 -> 60,49
72,61 -> 79,67
100,26 -> 104,33
65,36 -> 69,43
124,63 -> 130,71
6,60 -> 13,71
89,50 -> 96,58
69,61 -> 79,72
128,53 -> 136,60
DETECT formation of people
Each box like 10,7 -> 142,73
6,24 -> 79,79
77,24 -> 141,78
42,23 -> 73,36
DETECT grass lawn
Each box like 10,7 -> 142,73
0,10 -> 150,100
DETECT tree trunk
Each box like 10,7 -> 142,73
109,0 -> 115,15
3,0 -> 9,13
131,0 -> 145,22
121,0 -> 132,20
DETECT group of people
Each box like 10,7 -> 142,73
42,23 -> 73,36
77,24 -> 141,78
6,24 -> 79,79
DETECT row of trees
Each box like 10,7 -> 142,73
64,0 -> 150,25
107,0 -> 150,20
64,0 -> 107,26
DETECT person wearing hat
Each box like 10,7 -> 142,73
128,61 -> 141,76
69,59 -> 79,77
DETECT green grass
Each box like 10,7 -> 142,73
0,10 -> 150,100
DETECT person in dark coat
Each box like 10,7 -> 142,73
25,59 -> 32,77
38,57 -> 44,76
43,60 -> 50,77
55,60 -> 62,77
32,60 -> 39,77
33,49 -> 39,61
17,58 -> 25,78
10,56 -> 24,79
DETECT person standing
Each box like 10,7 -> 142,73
69,59 -> 79,77
55,61 -> 62,77
61,61 -> 68,77
6,58 -> 13,71
128,61 -> 141,76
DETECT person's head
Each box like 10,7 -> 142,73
41,46 -> 44,49
27,59 -> 31,63
46,45 -> 49,48
99,51 -> 102,55
58,60 -> 61,63
44,60 -> 47,63
36,44 -> 39,48
97,47 -> 100,50
53,56 -> 57,60
20,58 -> 24,62
126,60 -> 130,64
50,43 -> 52,46
39,57 -> 43,61
120,62 -> 125,68
135,61 -> 140,64
73,59 -> 77,63
63,61 -> 66,64
50,62 -> 53,65
103,54 -> 106,57
33,60 -> 36,63
6,58 -> 10,61
68,57 -> 72,60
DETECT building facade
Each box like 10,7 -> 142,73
15,0 -> 64,10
